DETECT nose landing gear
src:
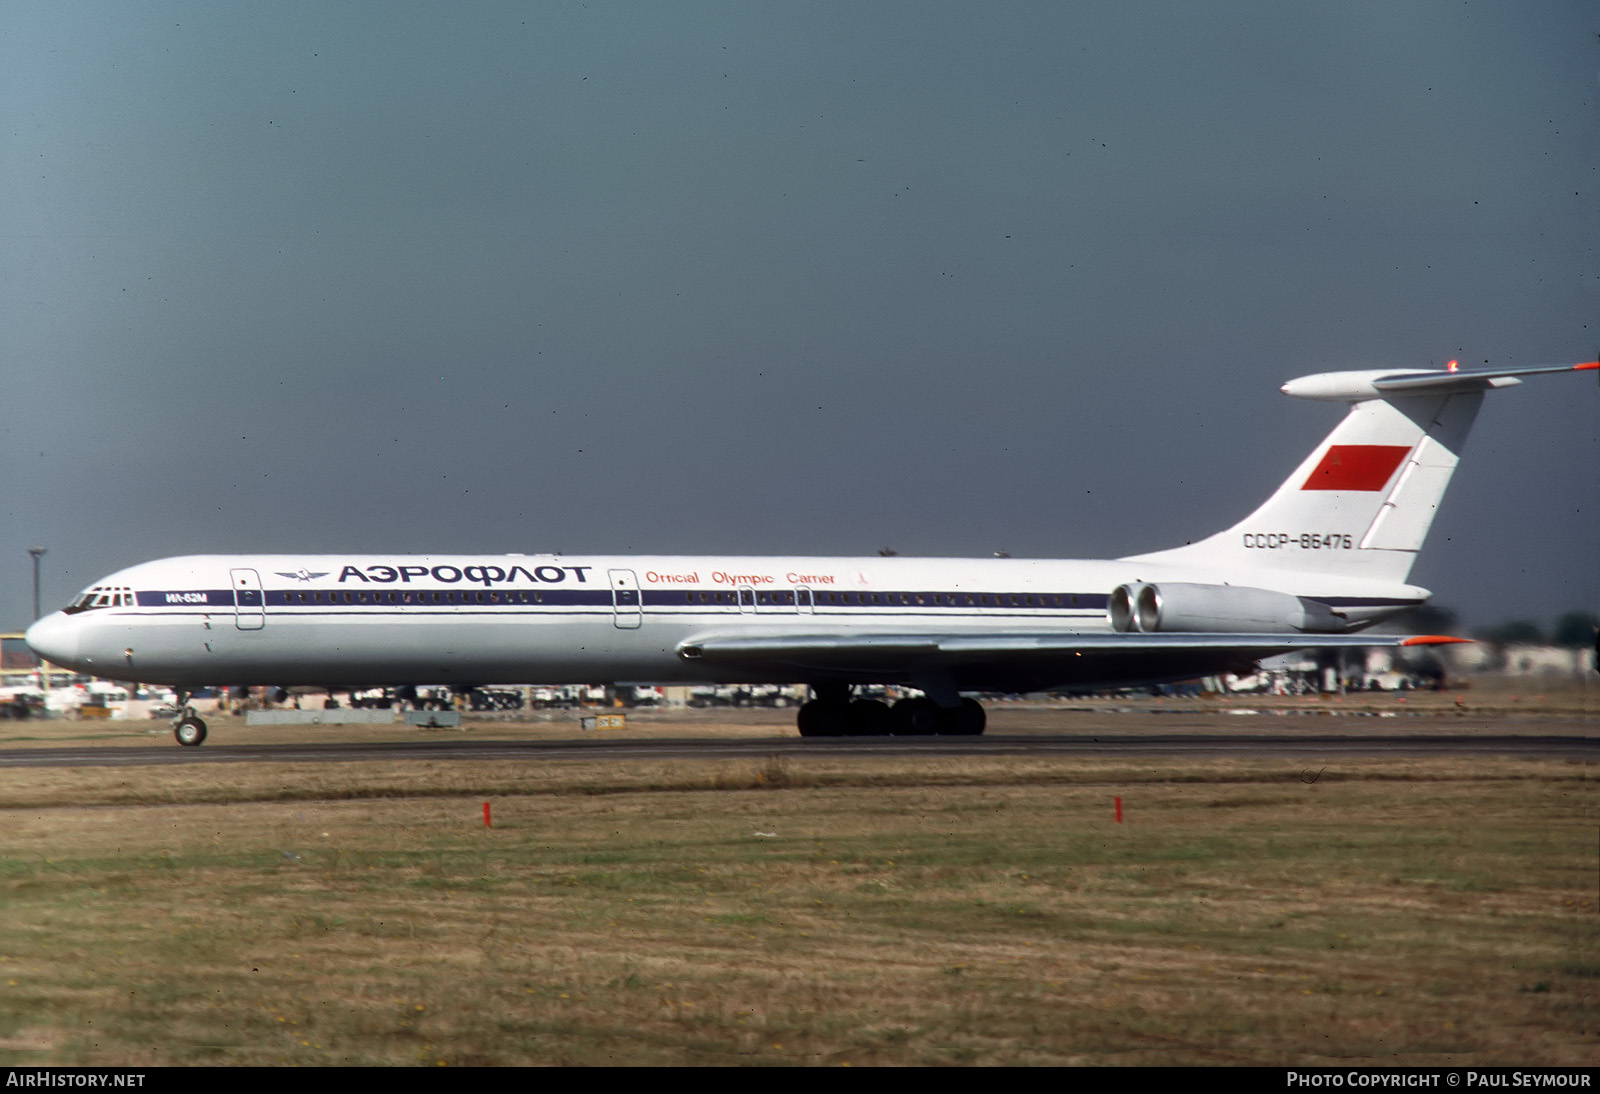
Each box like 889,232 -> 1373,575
171,689 -> 208,746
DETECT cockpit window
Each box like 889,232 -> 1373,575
62,585 -> 132,615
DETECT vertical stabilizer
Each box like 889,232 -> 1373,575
1124,361 -> 1596,583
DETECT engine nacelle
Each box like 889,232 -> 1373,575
1108,582 -> 1347,634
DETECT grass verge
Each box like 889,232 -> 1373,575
0,755 -> 1594,1065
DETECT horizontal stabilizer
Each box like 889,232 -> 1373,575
1283,360 -> 1598,401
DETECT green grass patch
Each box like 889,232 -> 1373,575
0,754 -> 1593,1065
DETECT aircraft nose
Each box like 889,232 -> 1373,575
25,612 -> 80,668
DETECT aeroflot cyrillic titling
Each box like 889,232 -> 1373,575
331,564 -> 846,588
337,564 -> 593,586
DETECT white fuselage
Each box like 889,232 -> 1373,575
25,552 -> 1425,692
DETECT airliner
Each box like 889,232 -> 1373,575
25,359 -> 1595,745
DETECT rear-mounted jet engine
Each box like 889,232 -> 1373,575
1108,582 -> 1348,634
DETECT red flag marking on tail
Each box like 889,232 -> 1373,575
1301,445 -> 1411,491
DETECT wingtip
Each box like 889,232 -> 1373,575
1400,635 -> 1473,646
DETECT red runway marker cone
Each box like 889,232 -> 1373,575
483,802 -> 491,828
1114,796 -> 1123,824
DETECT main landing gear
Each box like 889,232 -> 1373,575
795,684 -> 986,738
171,689 -> 207,747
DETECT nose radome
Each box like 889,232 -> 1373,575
25,612 -> 79,667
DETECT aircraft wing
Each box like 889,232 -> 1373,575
677,630 -> 1465,690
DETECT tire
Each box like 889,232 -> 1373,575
796,699 -> 849,737
847,699 -> 894,736
938,698 -> 987,736
891,697 -> 940,736
174,717 -> 208,747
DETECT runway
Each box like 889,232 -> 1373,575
3,732 -> 1595,767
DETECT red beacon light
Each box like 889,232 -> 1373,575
1446,359 -> 1459,372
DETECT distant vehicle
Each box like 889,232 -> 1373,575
26,359 -> 1595,745
0,688 -> 45,720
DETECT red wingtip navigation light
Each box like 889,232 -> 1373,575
1446,359 -> 1459,372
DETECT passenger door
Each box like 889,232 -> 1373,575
609,569 -> 642,629
231,568 -> 265,630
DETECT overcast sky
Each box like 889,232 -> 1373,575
3,2 -> 1595,633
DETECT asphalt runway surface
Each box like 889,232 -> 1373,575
4,731 -> 1595,767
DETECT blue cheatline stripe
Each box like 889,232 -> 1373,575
266,588 -> 604,608
259,589 -> 1111,610
128,587 -> 1422,614
137,590 -> 236,607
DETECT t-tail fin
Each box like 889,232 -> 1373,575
1124,359 -> 1598,584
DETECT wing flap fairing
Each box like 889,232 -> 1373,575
680,630 -> 1463,662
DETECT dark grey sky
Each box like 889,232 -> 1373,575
3,2 -> 1595,632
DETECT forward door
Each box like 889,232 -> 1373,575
231,568 -> 265,630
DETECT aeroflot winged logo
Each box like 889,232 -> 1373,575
276,569 -> 330,582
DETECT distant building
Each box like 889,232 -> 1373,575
1498,644 -> 1590,677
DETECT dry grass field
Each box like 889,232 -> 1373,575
0,703 -> 1595,1066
